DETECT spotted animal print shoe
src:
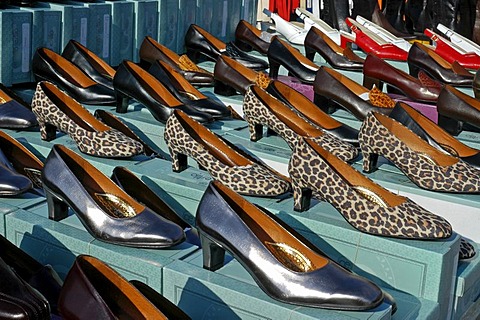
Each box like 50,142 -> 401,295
359,112 -> 480,193
243,85 -> 358,162
459,238 -> 476,260
289,137 -> 452,239
164,110 -> 291,197
31,81 -> 144,158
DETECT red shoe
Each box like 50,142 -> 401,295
424,28 -> 480,69
346,18 -> 408,61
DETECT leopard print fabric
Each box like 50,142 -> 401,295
368,86 -> 395,108
164,112 -> 291,196
359,113 -> 480,193
289,137 -> 452,239
460,238 -> 476,260
243,87 -> 358,162
255,72 -> 271,89
31,82 -> 143,158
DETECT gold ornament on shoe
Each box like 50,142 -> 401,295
353,186 -> 389,208
265,242 -> 315,272
178,55 -> 202,72
95,193 -> 137,218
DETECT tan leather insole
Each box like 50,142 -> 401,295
0,132 -> 43,172
214,181 -> 329,269
305,138 -> 405,207
222,55 -> 258,82
0,89 -> 13,104
124,61 -> 183,107
79,256 -> 167,319
56,145 -> 144,215
449,85 -> 480,112
324,67 -> 369,96
416,43 -> 453,70
374,113 -> 458,166
43,49 -> 97,88
400,102 -> 477,157
194,25 -> 226,51
176,111 -> 251,167
158,61 -> 206,99
271,81 -> 341,130
147,36 -> 183,65
242,20 -> 262,37
74,41 -> 115,78
278,38 -> 319,69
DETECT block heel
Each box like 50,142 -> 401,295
200,232 -> 225,271
214,81 -> 237,96
363,75 -> 383,90
247,122 -> 263,141
115,91 -> 130,114
408,63 -> 420,77
313,93 -> 337,114
304,46 -> 316,62
234,39 -> 253,52
169,148 -> 188,172
291,180 -> 313,212
360,147 -> 379,173
45,187 -> 69,221
437,114 -> 463,136
268,58 -> 281,79
38,121 -> 57,141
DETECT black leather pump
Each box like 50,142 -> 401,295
0,84 -> 37,129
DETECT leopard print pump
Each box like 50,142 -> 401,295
164,110 -> 291,197
243,85 -> 358,162
289,137 -> 452,239
31,82 -> 144,158
359,112 -> 480,193
460,238 -> 476,260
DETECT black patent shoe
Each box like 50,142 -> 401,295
111,166 -> 200,246
0,257 -> 50,319
62,40 -> 115,91
32,48 -> 116,106
197,181 -> 384,310
0,84 -> 37,129
389,102 -> 480,170
0,235 -> 62,314
113,60 -> 213,123
148,60 -> 231,119
42,144 -> 186,248
184,24 -> 268,71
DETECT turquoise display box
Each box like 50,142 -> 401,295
106,1 -> 134,66
0,10 -> 33,86
176,0 -> 196,54
158,0 -> 179,52
163,251 -> 395,319
0,203 -> 21,236
129,0 -> 159,61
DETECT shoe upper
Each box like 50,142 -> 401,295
437,85 -> 480,133
235,20 -> 270,54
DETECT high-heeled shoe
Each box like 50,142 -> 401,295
263,8 -> 307,45
0,83 -> 37,129
314,66 -> 395,120
389,102 -> 480,169
234,20 -> 272,54
243,85 -> 358,161
164,110 -> 290,197
407,42 -> 474,87
111,166 -> 200,246
0,235 -> 62,315
268,37 -> 319,84
147,60 -> 231,119
359,112 -> 480,193
213,55 -> 271,96
345,18 -> 408,61
266,80 -> 359,146
59,255 -> 168,319
363,54 -> 441,103
437,85 -> 480,135
61,40 -> 115,91
289,136 -> 452,238
139,36 -> 214,87
31,81 -> 144,158
304,27 -> 364,71
113,60 -> 212,124
424,28 -> 480,70
436,23 -> 480,56
32,47 -> 116,106
0,130 -> 44,188
42,144 -> 185,247
184,24 -> 268,71
197,180 -> 384,309
460,238 -> 476,260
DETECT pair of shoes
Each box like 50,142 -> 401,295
363,54 -> 442,103
32,47 -> 116,105
304,27 -> 364,71
0,83 -> 37,129
185,24 -> 268,71
314,66 -> 395,120
197,180 -> 385,310
42,144 -> 186,248
268,37 -> 319,84
263,8 -> 308,45
213,55 -> 271,96
139,36 -> 214,86
31,81 -> 144,158
407,43 -> 474,87
113,60 -> 213,123
164,110 -> 291,197
243,85 -> 358,161
59,255 -> 189,319
289,136 -> 452,238
234,20 -> 272,54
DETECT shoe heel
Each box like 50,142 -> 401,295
115,91 -> 130,114
186,48 -> 201,63
248,122 -> 263,141
304,46 -> 316,61
363,75 -> 383,90
266,127 -> 277,136
200,233 -> 225,271
45,188 -> 69,221
268,58 -> 281,79
292,180 -> 313,212
234,39 -> 253,52
169,148 -> 188,172
313,93 -> 337,114
39,121 -> 57,141
437,114 -> 463,136
361,146 -> 379,173
408,63 -> 420,77
214,81 -> 237,96
138,59 -> 151,70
